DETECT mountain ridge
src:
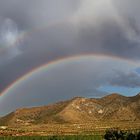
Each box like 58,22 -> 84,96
0,93 -> 140,126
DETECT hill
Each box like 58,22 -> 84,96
0,93 -> 140,126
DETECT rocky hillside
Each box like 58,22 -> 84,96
0,93 -> 140,126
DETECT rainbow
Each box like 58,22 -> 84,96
0,54 -> 137,98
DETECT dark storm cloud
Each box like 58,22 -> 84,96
16,0 -> 140,60
0,0 -> 139,58
110,71 -> 140,88
74,21 -> 139,59
0,0 -> 80,29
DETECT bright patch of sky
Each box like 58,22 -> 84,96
98,85 -> 140,96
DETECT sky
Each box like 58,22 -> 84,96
0,0 -> 140,116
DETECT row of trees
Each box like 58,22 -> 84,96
104,129 -> 140,140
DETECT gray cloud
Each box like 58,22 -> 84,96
0,0 -> 140,61
110,71 -> 140,88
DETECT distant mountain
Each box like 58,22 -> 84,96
0,93 -> 140,126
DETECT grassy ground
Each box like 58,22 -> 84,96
0,135 -> 103,140
0,121 -> 140,137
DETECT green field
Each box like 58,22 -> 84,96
0,135 -> 102,140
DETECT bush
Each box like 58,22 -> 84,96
104,129 -> 140,140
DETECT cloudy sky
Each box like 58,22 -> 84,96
0,0 -> 140,116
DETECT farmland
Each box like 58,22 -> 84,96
0,121 -> 140,136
